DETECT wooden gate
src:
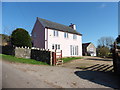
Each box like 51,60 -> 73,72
52,50 -> 63,65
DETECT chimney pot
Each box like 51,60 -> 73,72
69,23 -> 76,30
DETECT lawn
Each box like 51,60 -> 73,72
0,54 -> 48,65
62,57 -> 83,63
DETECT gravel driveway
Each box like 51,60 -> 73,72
2,56 -> 120,88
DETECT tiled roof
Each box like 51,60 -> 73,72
82,42 -> 91,48
37,17 -> 82,35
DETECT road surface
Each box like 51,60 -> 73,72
1,56 -> 120,88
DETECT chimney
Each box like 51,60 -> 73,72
69,23 -> 76,30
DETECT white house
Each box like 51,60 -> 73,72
31,17 -> 82,57
82,42 -> 96,56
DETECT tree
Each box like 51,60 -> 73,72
98,36 -> 114,48
0,34 -> 10,46
97,46 -> 110,58
116,35 -> 120,49
11,28 -> 32,47
97,36 -> 114,57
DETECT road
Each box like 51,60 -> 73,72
2,60 -> 60,88
1,56 -> 120,88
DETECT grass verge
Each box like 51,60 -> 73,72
62,57 -> 83,63
0,54 -> 48,65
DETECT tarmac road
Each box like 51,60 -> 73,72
2,60 -> 59,88
1,57 -> 119,88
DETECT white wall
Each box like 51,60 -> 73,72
45,28 -> 82,57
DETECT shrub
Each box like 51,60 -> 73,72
97,46 -> 110,58
11,28 -> 32,47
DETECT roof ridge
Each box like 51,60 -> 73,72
37,17 -> 82,35
38,17 -> 74,29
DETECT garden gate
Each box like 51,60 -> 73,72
52,50 -> 63,65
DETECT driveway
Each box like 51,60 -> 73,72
2,56 -> 120,88
62,56 -> 113,69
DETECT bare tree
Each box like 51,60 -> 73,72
98,36 -> 114,48
97,36 -> 115,57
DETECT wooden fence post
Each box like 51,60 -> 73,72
61,50 -> 62,59
50,51 -> 52,65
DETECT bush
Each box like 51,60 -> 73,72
11,28 -> 32,47
97,46 -> 110,58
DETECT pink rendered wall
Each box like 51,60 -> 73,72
31,19 -> 45,48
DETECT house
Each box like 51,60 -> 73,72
31,17 -> 82,57
82,42 -> 96,56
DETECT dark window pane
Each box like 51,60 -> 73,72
52,44 -> 54,49
58,45 -> 60,49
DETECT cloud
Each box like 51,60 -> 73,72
100,3 -> 107,8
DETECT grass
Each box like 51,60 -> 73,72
61,57 -> 83,63
0,54 -> 48,65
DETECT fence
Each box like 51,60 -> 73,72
1,45 -> 62,65
0,45 -> 15,55
112,42 -> 120,74
31,48 -> 51,65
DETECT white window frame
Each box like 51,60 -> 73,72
52,44 -> 60,50
53,30 -> 59,37
70,45 -> 79,56
64,32 -> 68,38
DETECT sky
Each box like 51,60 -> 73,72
2,2 -> 118,46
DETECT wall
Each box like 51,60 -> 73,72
31,19 -> 45,48
15,47 -> 31,59
31,49 -> 51,65
15,47 -> 51,65
1,46 -> 52,65
46,28 -> 82,57
0,45 -> 15,55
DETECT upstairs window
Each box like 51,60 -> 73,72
53,30 -> 59,37
64,32 -> 68,38
73,34 -> 77,39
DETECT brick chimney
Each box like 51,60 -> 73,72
69,23 -> 76,30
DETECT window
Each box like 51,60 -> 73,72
76,46 -> 78,55
52,44 -> 54,49
53,30 -> 59,37
58,45 -> 60,49
55,44 -> 57,49
70,45 -> 79,55
73,46 -> 74,55
52,44 -> 60,50
70,45 -> 72,55
75,46 -> 77,55
73,34 -> 77,39
64,32 -> 68,38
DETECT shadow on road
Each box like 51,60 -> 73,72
76,64 -> 113,72
75,64 -> 120,89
